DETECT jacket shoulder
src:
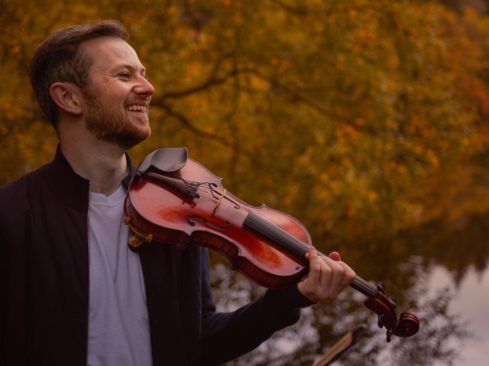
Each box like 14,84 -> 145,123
0,165 -> 48,218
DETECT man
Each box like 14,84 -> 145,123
0,21 -> 356,366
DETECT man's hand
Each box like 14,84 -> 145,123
297,247 -> 356,303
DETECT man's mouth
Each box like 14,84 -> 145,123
127,105 -> 148,113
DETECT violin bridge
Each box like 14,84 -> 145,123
212,189 -> 227,215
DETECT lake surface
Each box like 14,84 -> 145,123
429,266 -> 489,366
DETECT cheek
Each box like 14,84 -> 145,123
108,96 -> 127,115
86,86 -> 129,118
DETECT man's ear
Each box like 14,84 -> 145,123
49,82 -> 83,116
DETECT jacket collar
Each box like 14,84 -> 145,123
44,145 -> 135,212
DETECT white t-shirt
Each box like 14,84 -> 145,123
87,185 -> 153,366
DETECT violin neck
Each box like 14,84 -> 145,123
243,210 -> 378,298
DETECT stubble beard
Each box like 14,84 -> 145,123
83,91 -> 151,150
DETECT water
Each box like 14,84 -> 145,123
429,266 -> 489,366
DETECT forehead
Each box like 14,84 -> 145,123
79,36 -> 143,72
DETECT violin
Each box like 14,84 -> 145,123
124,148 -> 419,342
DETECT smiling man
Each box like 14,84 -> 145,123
0,21 -> 356,366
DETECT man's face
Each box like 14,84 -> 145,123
79,36 -> 155,149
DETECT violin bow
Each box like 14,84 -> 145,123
312,327 -> 365,366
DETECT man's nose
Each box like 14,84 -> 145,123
135,76 -> 155,96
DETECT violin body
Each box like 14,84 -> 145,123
124,148 -> 419,342
125,156 -> 310,288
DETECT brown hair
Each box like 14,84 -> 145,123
29,20 -> 129,127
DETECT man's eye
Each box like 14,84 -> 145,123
118,73 -> 130,79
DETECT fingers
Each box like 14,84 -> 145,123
307,246 -> 322,285
329,251 -> 341,261
298,246 -> 356,303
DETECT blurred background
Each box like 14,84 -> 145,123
1,0 -> 489,364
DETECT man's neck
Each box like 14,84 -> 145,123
60,139 -> 128,196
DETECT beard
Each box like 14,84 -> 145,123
83,90 -> 151,150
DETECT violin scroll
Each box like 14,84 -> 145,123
395,312 -> 420,338
361,282 -> 419,342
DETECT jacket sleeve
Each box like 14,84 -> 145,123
200,249 -> 313,365
0,180 -> 30,363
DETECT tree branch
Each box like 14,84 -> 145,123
150,100 -> 230,146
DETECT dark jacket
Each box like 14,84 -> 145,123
0,148 -> 311,366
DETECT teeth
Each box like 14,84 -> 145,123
127,105 -> 147,112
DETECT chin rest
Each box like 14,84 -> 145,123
137,147 -> 188,174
